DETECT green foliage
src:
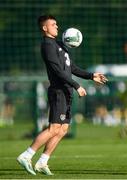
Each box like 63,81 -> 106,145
0,1 -> 127,75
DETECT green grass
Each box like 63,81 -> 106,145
0,121 -> 127,179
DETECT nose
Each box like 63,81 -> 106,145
56,24 -> 58,29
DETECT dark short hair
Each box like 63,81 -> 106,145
38,15 -> 56,30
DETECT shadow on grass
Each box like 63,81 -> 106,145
0,169 -> 27,176
52,169 -> 127,175
0,169 -> 127,177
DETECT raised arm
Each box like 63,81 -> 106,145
71,62 -> 93,80
71,62 -> 108,84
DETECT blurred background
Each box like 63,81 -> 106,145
0,0 -> 127,137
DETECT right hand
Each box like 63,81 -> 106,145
77,86 -> 87,97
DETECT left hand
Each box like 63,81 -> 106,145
93,72 -> 108,84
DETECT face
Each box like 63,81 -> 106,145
43,19 -> 58,38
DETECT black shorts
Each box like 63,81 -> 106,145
48,87 -> 73,124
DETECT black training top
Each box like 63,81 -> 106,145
41,36 -> 93,93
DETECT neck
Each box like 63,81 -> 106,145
45,33 -> 55,39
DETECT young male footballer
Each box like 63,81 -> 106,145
17,15 -> 108,176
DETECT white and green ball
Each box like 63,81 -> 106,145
62,28 -> 83,48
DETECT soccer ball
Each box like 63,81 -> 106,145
62,28 -> 83,48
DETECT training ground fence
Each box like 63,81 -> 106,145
0,74 -> 127,137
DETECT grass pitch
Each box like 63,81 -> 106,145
0,121 -> 127,179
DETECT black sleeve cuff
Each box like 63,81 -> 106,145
73,82 -> 80,90
90,73 -> 94,80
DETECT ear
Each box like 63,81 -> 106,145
43,25 -> 47,32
